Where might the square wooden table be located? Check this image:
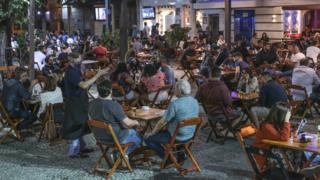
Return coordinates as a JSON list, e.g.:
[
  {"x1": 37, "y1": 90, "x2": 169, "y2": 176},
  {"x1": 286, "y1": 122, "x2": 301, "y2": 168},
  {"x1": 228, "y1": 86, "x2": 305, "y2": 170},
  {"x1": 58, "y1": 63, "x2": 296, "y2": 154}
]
[
  {"x1": 127, "y1": 108, "x2": 165, "y2": 134},
  {"x1": 262, "y1": 136, "x2": 320, "y2": 173}
]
